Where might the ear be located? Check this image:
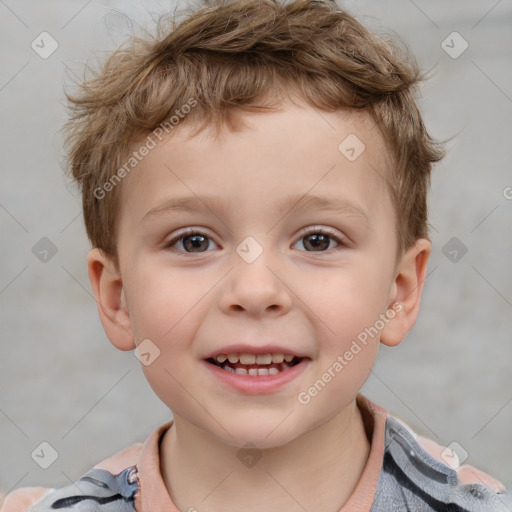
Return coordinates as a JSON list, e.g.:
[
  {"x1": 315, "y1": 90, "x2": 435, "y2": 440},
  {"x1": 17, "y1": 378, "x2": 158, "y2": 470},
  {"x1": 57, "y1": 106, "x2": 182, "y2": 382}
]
[
  {"x1": 87, "y1": 248, "x2": 135, "y2": 351},
  {"x1": 380, "y1": 238, "x2": 431, "y2": 347}
]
